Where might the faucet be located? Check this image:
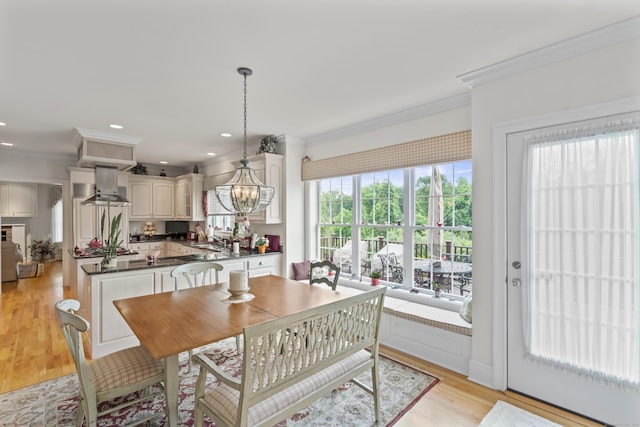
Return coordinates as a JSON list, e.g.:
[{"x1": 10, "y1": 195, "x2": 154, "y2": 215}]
[{"x1": 211, "y1": 234, "x2": 227, "y2": 248}]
